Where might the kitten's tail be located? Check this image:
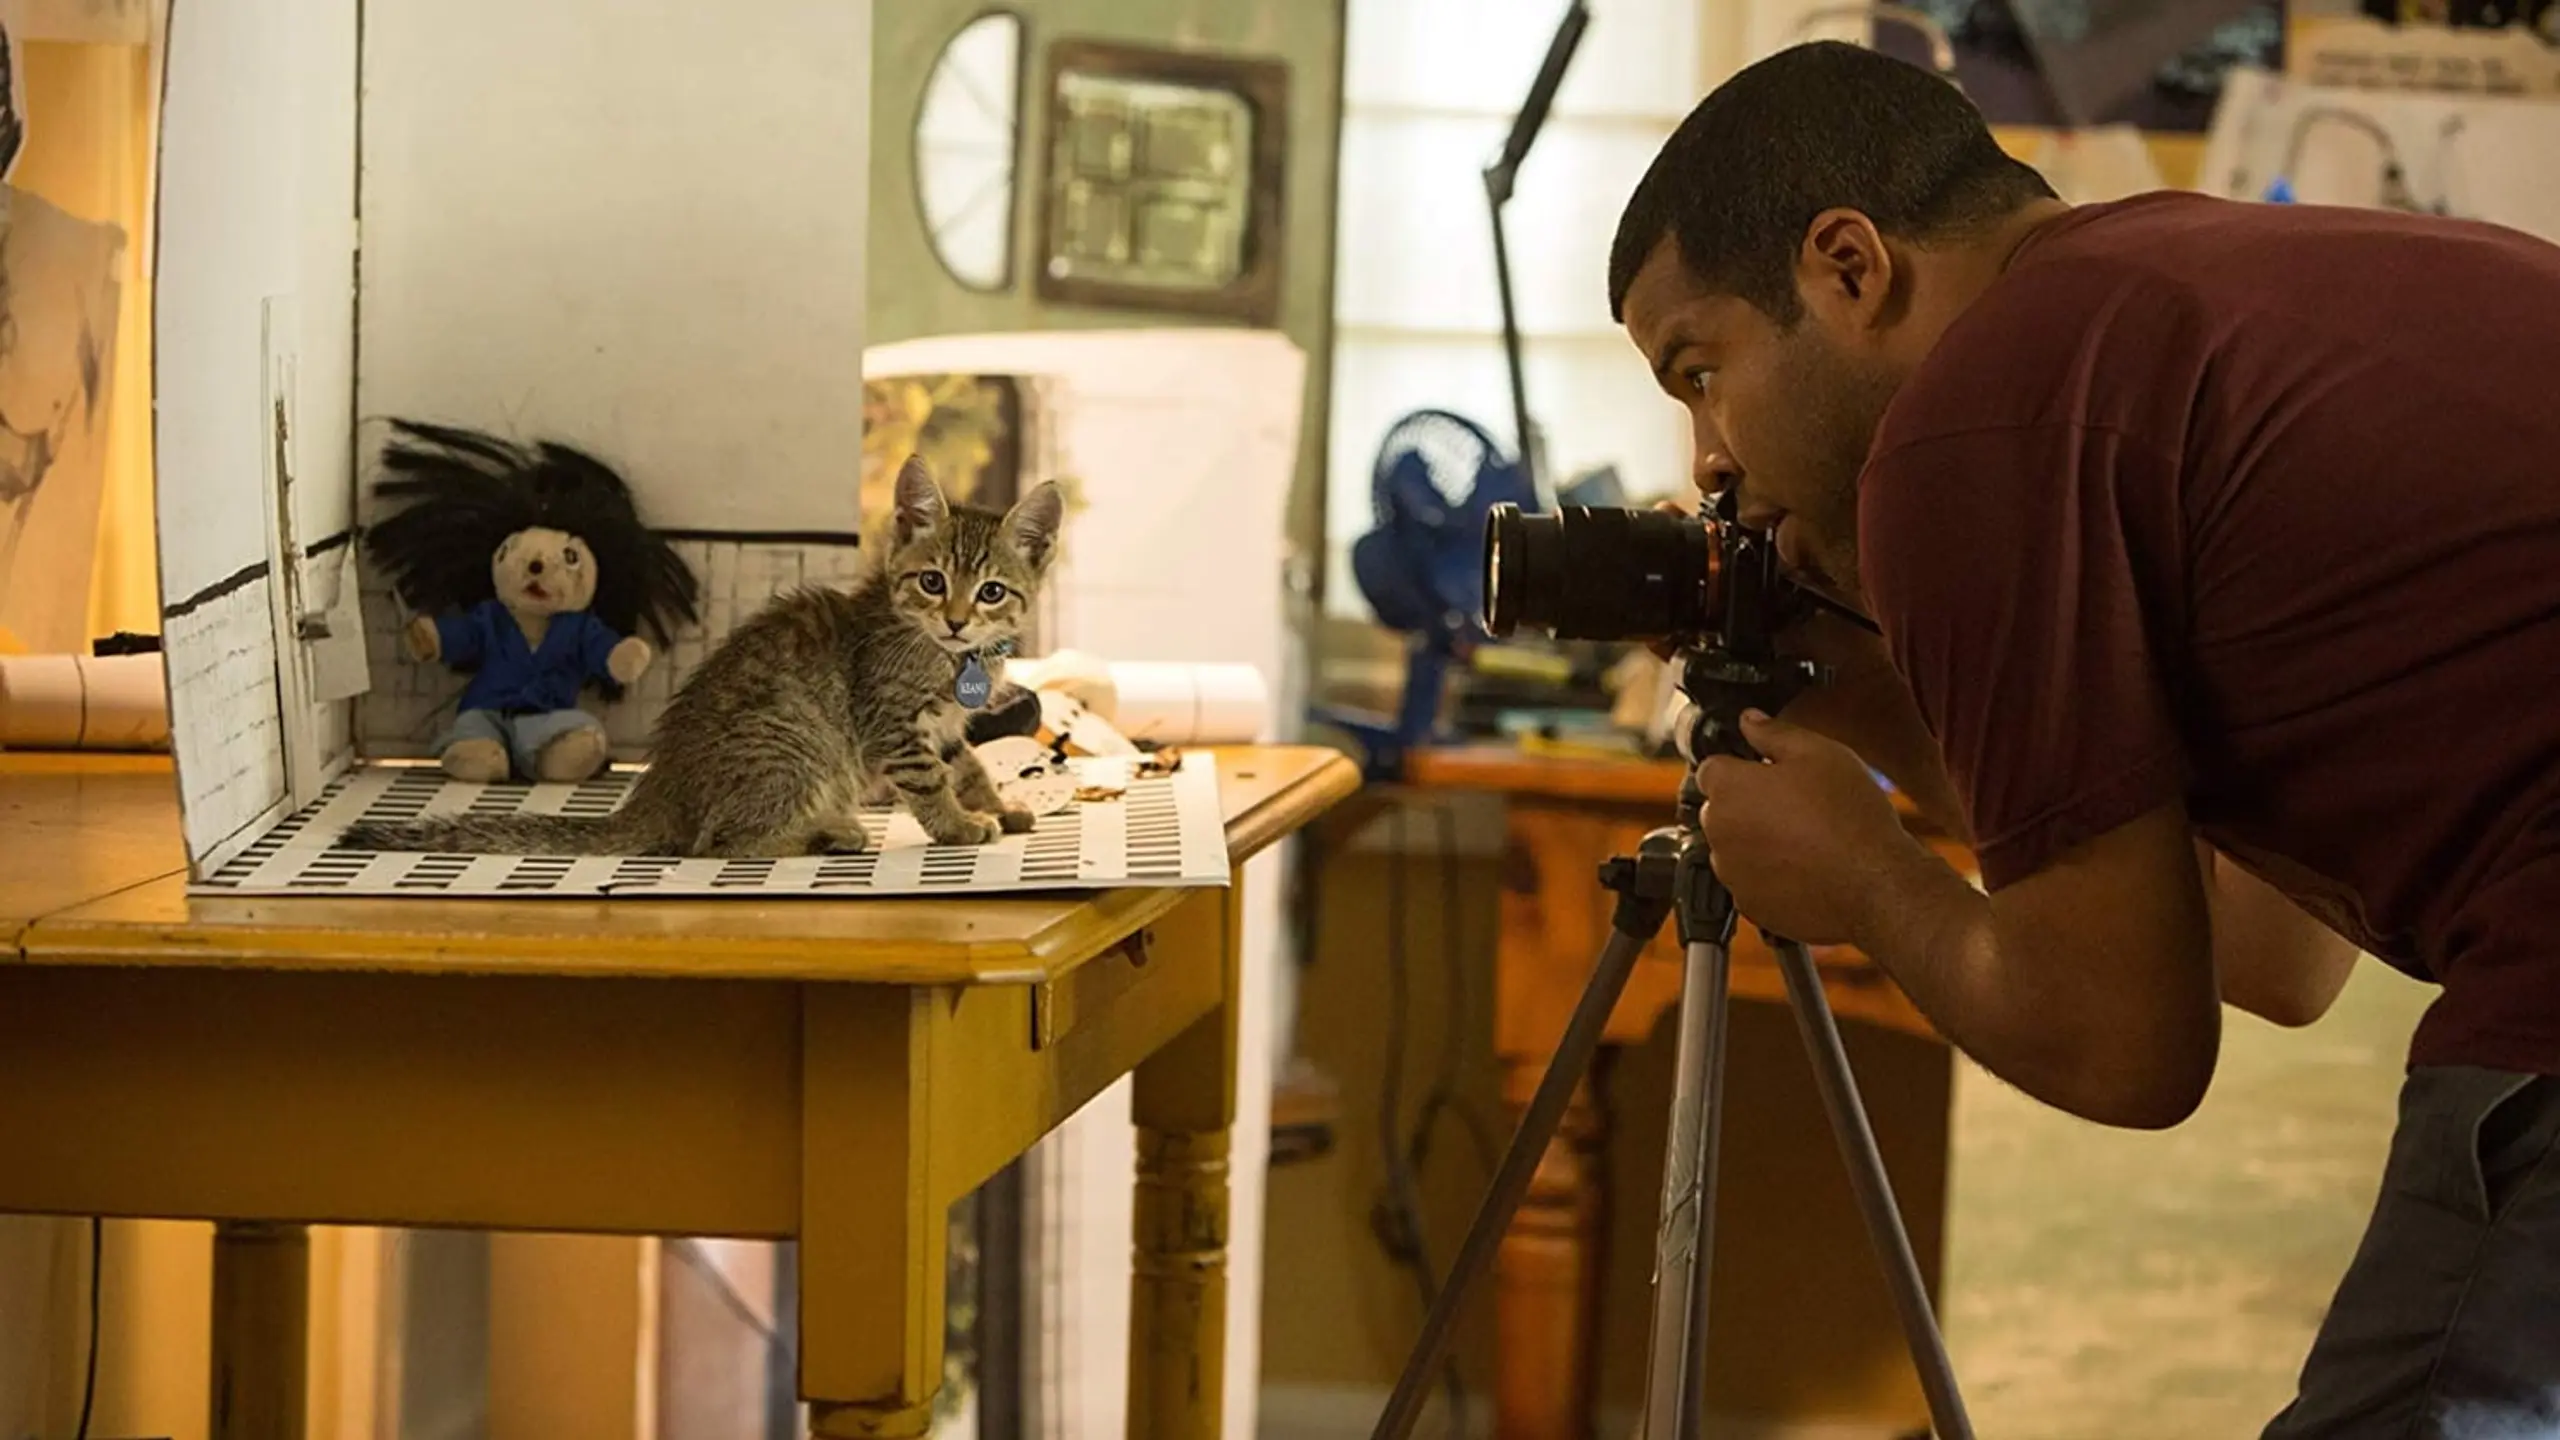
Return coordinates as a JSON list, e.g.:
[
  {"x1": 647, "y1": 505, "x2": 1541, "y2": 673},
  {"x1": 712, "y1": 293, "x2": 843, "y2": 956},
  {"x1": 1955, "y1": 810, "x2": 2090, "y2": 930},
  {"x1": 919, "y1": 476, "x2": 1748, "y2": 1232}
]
[{"x1": 338, "y1": 807, "x2": 664, "y2": 856}]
